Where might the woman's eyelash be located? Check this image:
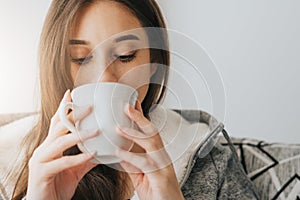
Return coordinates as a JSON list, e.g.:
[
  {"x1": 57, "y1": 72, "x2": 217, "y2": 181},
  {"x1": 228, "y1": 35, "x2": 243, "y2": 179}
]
[
  {"x1": 71, "y1": 56, "x2": 93, "y2": 65},
  {"x1": 115, "y1": 51, "x2": 137, "y2": 63},
  {"x1": 71, "y1": 51, "x2": 137, "y2": 65}
]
